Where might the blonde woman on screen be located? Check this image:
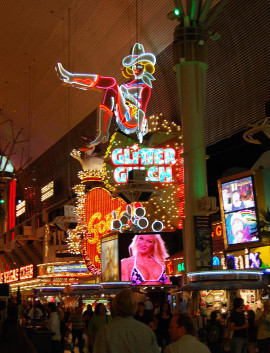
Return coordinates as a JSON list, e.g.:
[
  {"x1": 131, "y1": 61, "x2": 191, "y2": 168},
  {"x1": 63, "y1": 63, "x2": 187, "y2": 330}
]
[{"x1": 121, "y1": 234, "x2": 170, "y2": 285}]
